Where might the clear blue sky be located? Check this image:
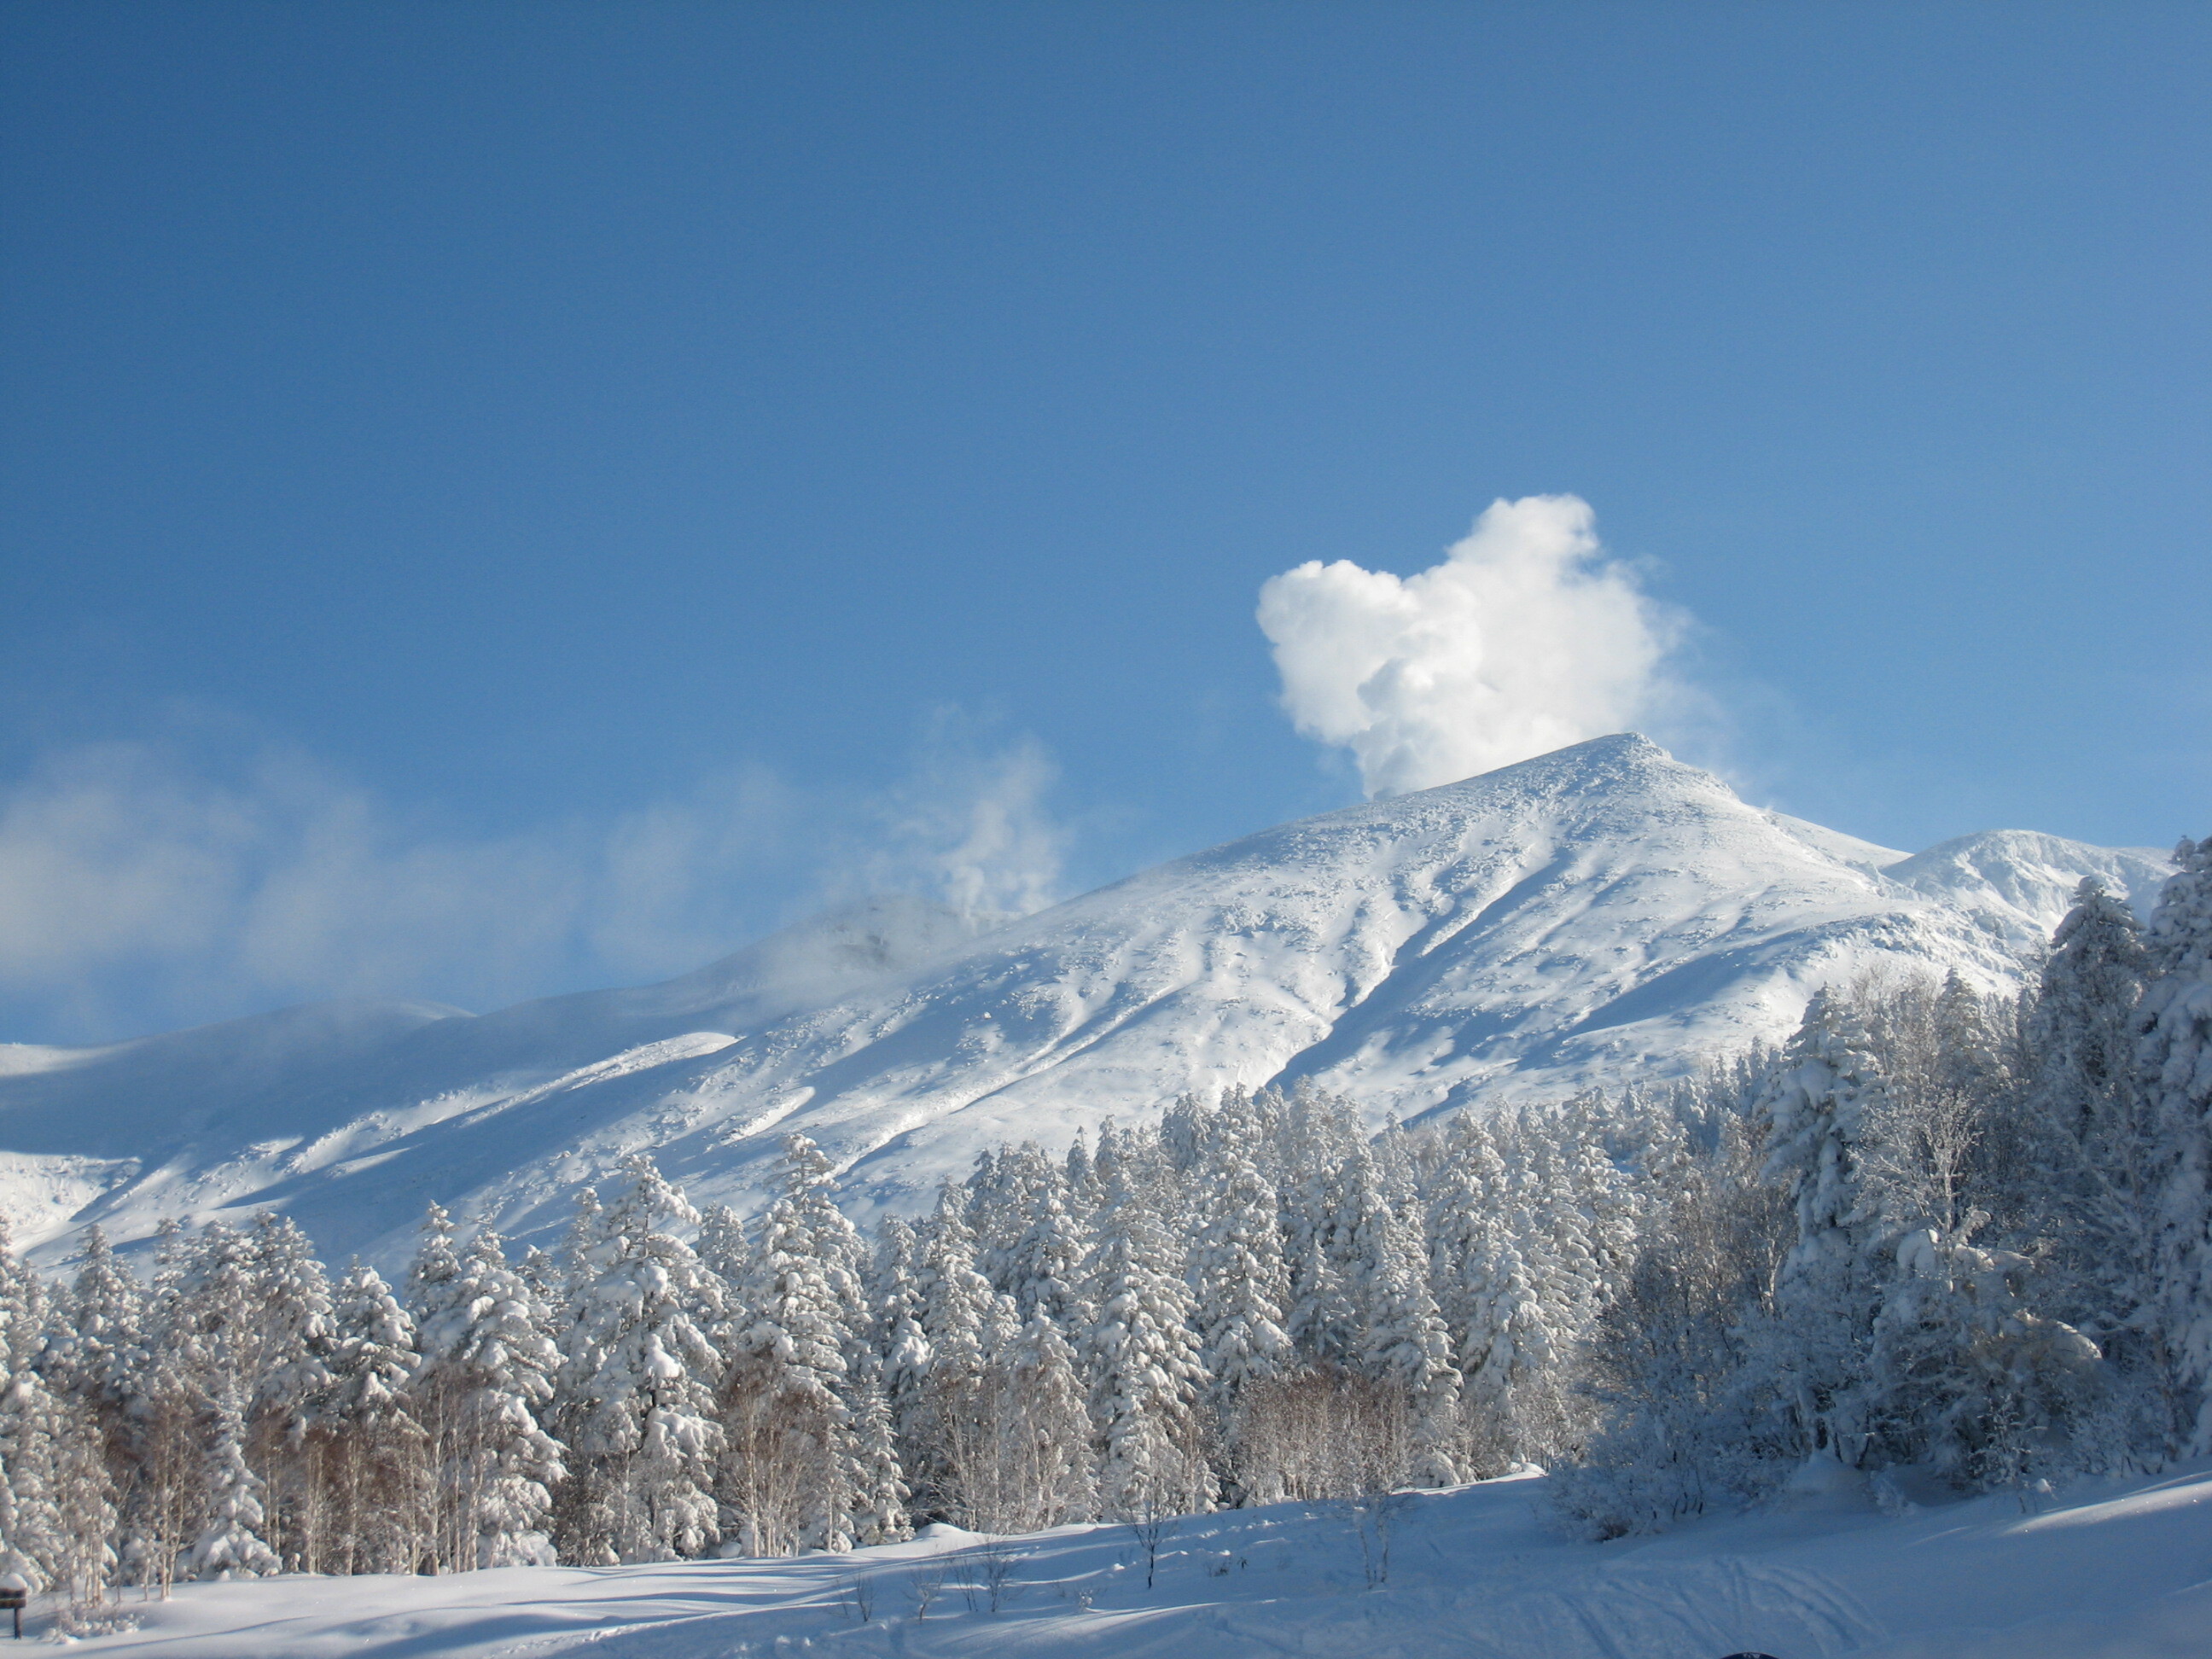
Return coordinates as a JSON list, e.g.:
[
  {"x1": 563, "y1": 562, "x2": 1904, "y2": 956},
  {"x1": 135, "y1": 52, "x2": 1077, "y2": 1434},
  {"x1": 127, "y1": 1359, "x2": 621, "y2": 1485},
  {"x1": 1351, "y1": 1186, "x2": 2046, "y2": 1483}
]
[{"x1": 3, "y1": 3, "x2": 2207, "y2": 1043}]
